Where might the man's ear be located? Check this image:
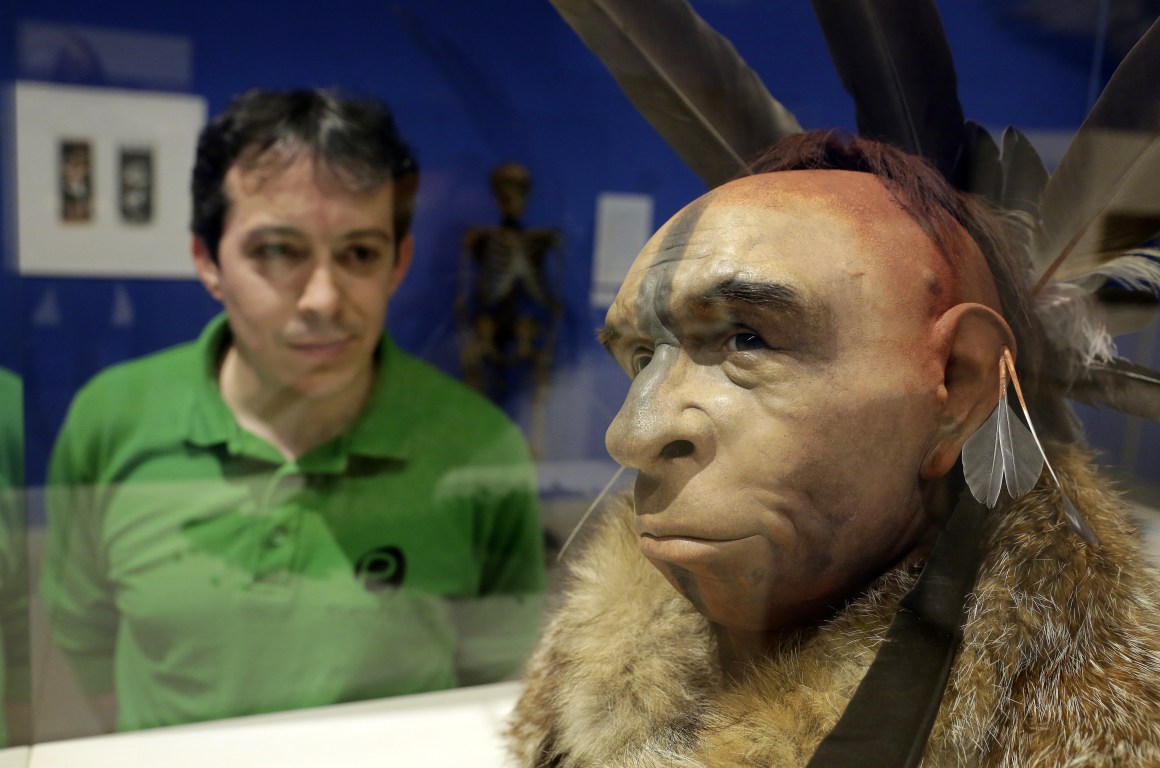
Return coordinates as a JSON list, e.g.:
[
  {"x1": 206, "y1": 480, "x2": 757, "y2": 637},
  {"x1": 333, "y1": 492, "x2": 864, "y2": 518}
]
[
  {"x1": 921, "y1": 302, "x2": 1017, "y2": 479},
  {"x1": 192, "y1": 237, "x2": 224, "y2": 302},
  {"x1": 388, "y1": 234, "x2": 414, "y2": 295}
]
